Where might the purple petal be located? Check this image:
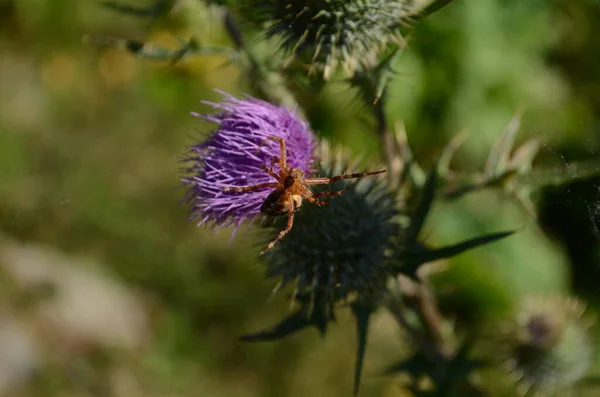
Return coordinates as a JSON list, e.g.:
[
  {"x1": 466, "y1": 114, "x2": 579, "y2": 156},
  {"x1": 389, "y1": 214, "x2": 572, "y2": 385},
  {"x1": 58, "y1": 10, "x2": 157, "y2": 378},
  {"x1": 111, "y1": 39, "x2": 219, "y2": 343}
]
[{"x1": 182, "y1": 91, "x2": 316, "y2": 230}]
